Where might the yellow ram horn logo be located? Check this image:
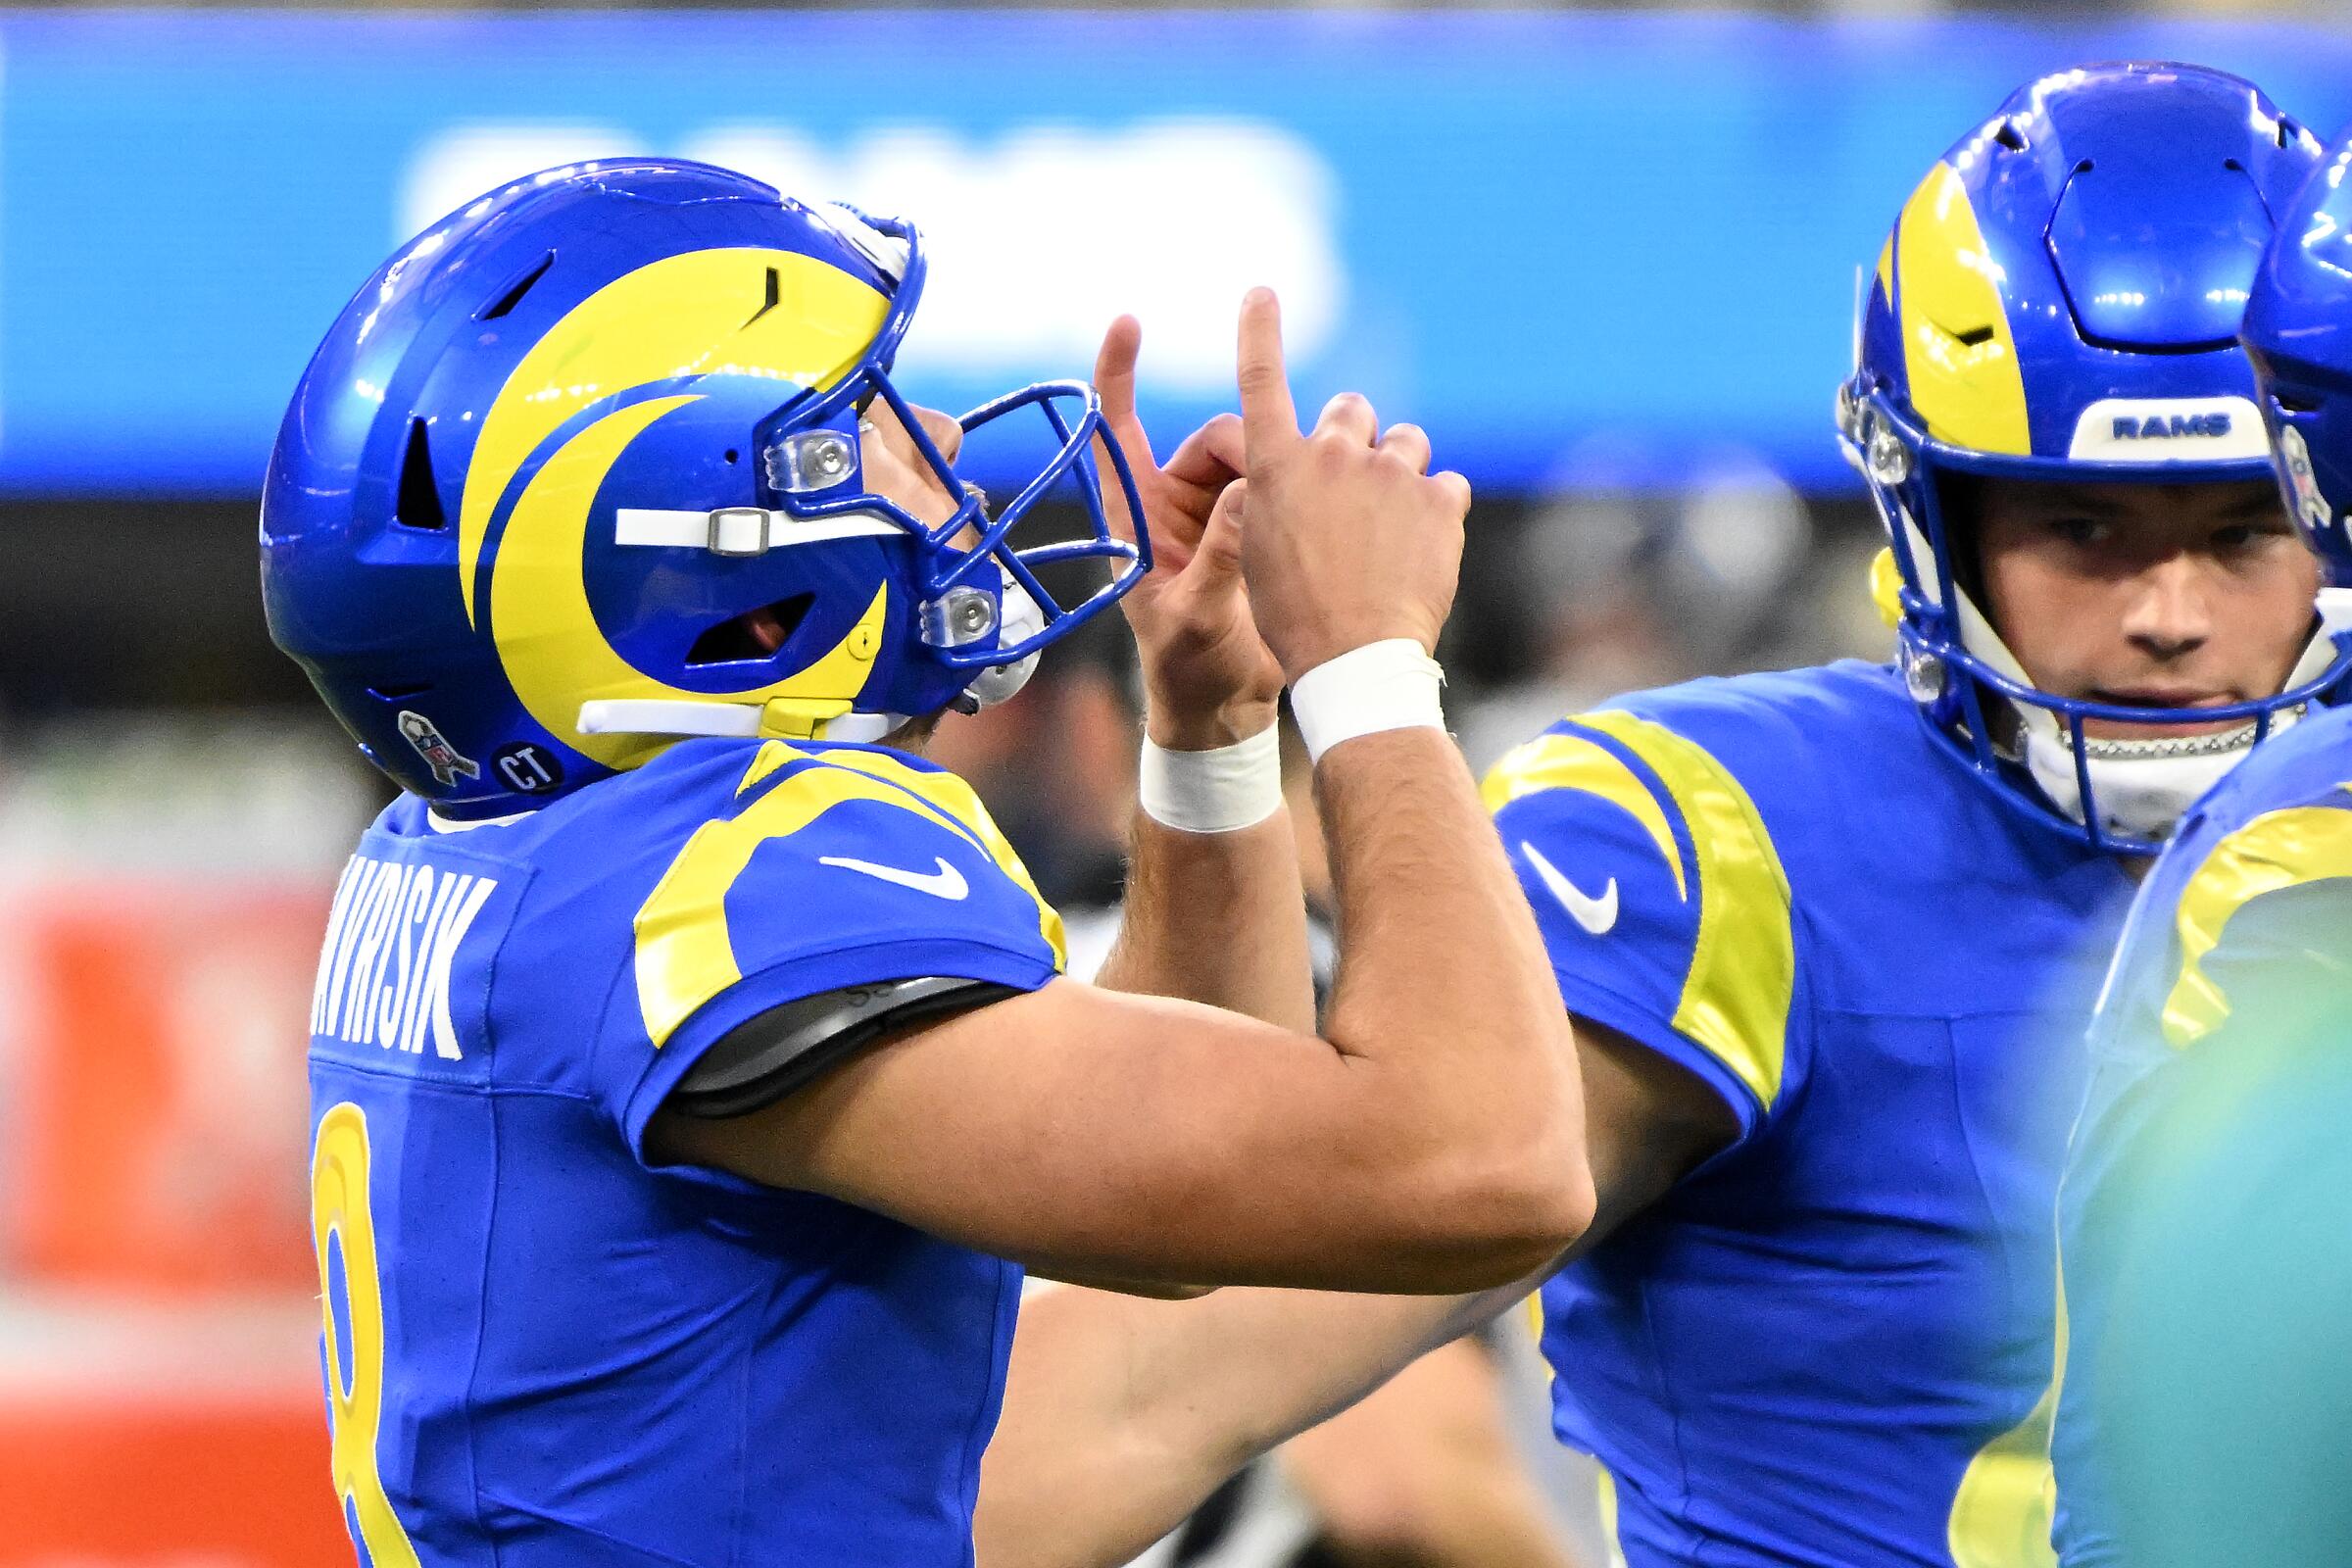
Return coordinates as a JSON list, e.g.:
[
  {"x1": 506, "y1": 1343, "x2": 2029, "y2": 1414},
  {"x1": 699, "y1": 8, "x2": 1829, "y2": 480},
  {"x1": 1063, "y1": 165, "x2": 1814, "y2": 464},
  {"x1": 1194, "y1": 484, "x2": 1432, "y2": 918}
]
[{"x1": 459, "y1": 248, "x2": 898, "y2": 769}]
